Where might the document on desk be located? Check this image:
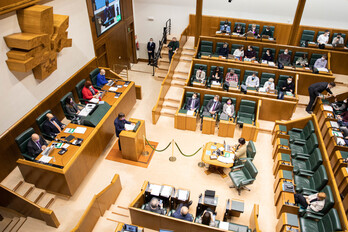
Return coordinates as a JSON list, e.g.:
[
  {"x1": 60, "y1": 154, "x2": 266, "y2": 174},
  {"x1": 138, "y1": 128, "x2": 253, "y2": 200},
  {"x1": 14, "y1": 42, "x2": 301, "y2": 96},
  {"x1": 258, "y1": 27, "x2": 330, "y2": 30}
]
[
  {"x1": 330, "y1": 121, "x2": 339, "y2": 128},
  {"x1": 332, "y1": 131, "x2": 343, "y2": 138},
  {"x1": 160, "y1": 186, "x2": 172, "y2": 198},
  {"x1": 217, "y1": 156, "x2": 234, "y2": 164},
  {"x1": 108, "y1": 87, "x2": 118, "y2": 92},
  {"x1": 89, "y1": 98, "x2": 99, "y2": 104},
  {"x1": 149, "y1": 184, "x2": 162, "y2": 196},
  {"x1": 74, "y1": 127, "x2": 87, "y2": 134},
  {"x1": 317, "y1": 68, "x2": 329, "y2": 72},
  {"x1": 178, "y1": 190, "x2": 189, "y2": 201},
  {"x1": 187, "y1": 110, "x2": 194, "y2": 116},
  {"x1": 219, "y1": 221, "x2": 229, "y2": 230},
  {"x1": 64, "y1": 128, "x2": 75, "y2": 133},
  {"x1": 39, "y1": 156, "x2": 52, "y2": 163},
  {"x1": 268, "y1": 62, "x2": 275, "y2": 66},
  {"x1": 323, "y1": 105, "x2": 333, "y2": 112},
  {"x1": 125, "y1": 124, "x2": 135, "y2": 131}
]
